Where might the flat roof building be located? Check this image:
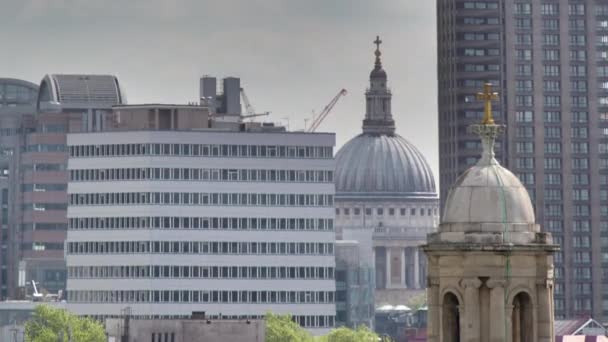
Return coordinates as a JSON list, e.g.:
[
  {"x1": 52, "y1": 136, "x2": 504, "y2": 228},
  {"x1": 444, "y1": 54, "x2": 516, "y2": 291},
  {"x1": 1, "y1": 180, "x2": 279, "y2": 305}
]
[{"x1": 65, "y1": 106, "x2": 337, "y2": 334}]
